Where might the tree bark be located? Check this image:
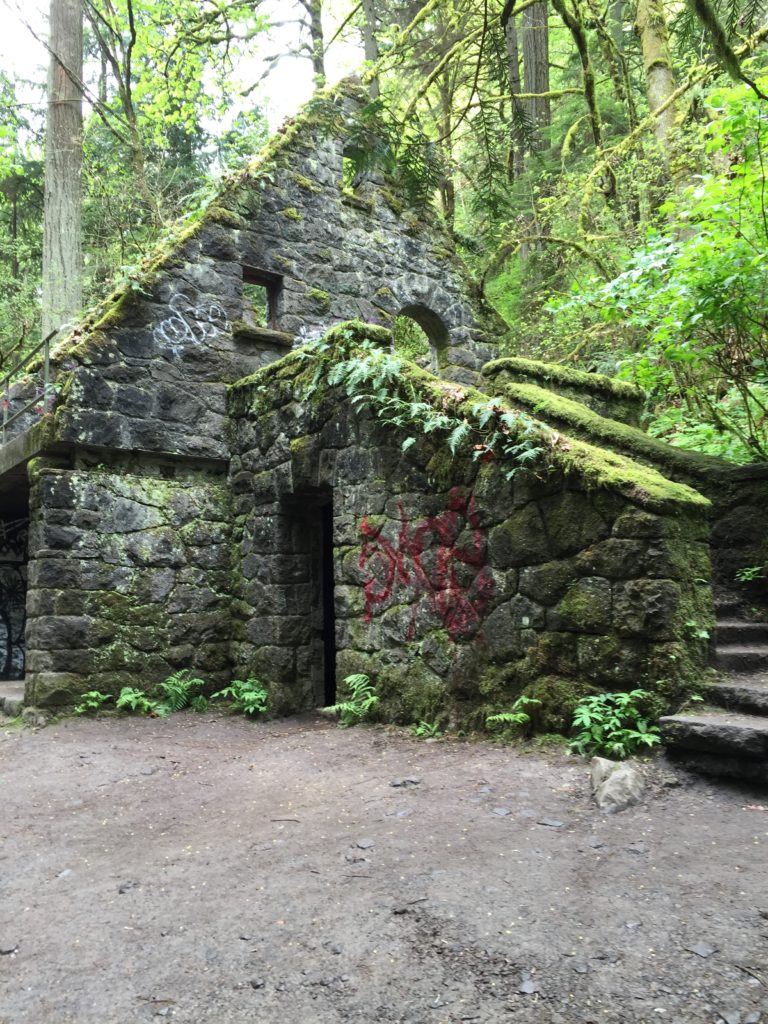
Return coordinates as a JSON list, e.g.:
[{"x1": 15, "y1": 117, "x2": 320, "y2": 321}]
[
  {"x1": 42, "y1": 0, "x2": 83, "y2": 339},
  {"x1": 635, "y1": 0, "x2": 677, "y2": 151},
  {"x1": 360, "y1": 0, "x2": 380, "y2": 97},
  {"x1": 302, "y1": 0, "x2": 326, "y2": 88},
  {"x1": 522, "y1": 0, "x2": 550, "y2": 149},
  {"x1": 504, "y1": 14, "x2": 526, "y2": 176}
]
